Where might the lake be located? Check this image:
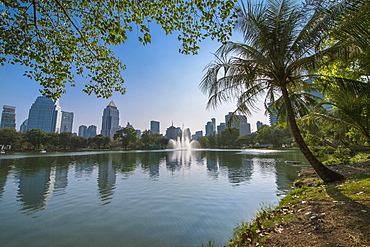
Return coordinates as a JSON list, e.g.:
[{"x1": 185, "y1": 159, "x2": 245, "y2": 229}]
[{"x1": 0, "y1": 149, "x2": 306, "y2": 247}]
